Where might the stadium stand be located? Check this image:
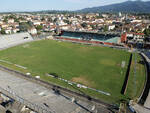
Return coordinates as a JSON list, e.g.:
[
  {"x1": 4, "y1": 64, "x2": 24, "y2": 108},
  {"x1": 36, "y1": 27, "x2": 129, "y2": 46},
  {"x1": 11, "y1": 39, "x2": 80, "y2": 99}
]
[
  {"x1": 138, "y1": 52, "x2": 150, "y2": 105},
  {"x1": 62, "y1": 31, "x2": 120, "y2": 43},
  {"x1": 144, "y1": 52, "x2": 150, "y2": 59},
  {"x1": 0, "y1": 32, "x2": 33, "y2": 50}
]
